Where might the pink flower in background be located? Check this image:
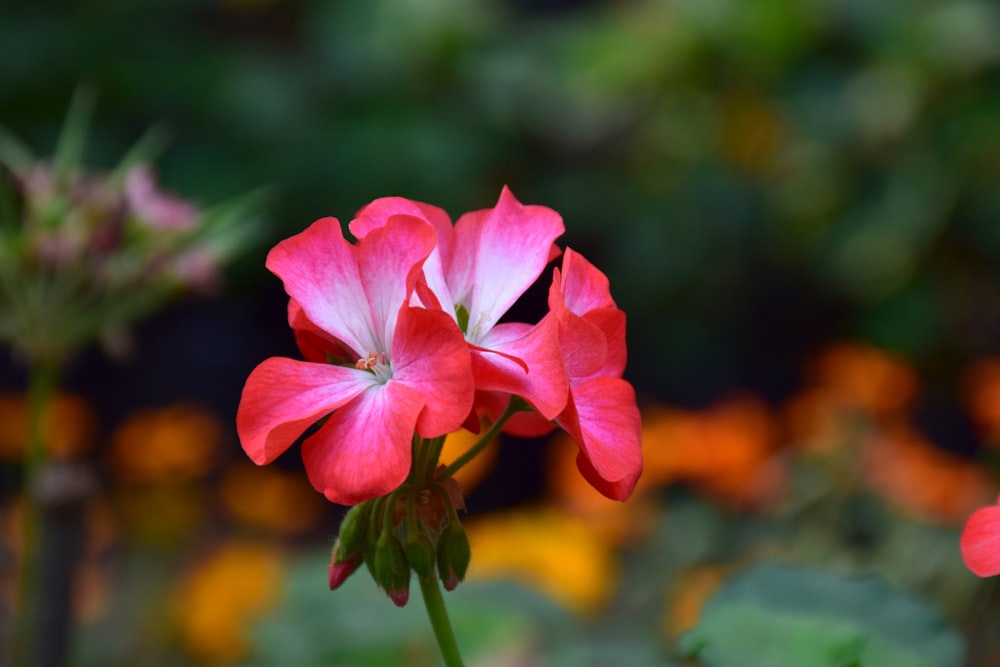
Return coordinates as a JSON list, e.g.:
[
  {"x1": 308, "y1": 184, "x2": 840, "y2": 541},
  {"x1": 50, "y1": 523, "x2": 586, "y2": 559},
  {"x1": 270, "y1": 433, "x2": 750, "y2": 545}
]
[
  {"x1": 126, "y1": 164, "x2": 199, "y2": 230},
  {"x1": 236, "y1": 215, "x2": 474, "y2": 505},
  {"x1": 961, "y1": 496, "x2": 1000, "y2": 577},
  {"x1": 351, "y1": 186, "x2": 569, "y2": 424}
]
